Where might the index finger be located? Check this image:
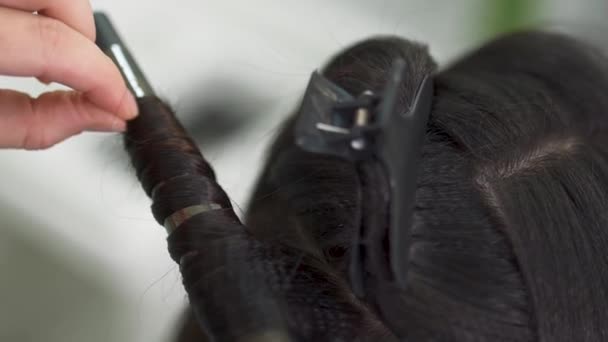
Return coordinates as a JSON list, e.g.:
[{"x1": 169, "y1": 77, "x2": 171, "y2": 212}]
[
  {"x1": 0, "y1": 7, "x2": 138, "y2": 119},
  {"x1": 0, "y1": 0, "x2": 96, "y2": 41}
]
